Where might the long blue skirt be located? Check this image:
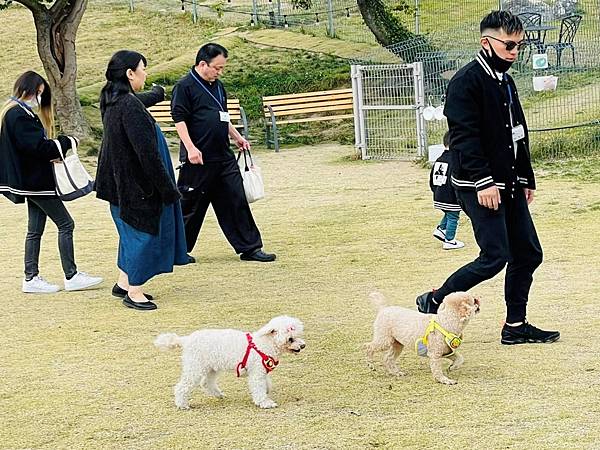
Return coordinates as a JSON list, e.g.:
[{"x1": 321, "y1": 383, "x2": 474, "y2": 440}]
[{"x1": 110, "y1": 124, "x2": 188, "y2": 285}]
